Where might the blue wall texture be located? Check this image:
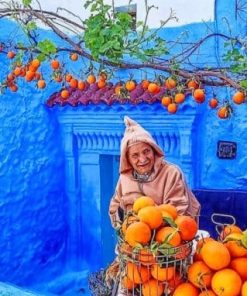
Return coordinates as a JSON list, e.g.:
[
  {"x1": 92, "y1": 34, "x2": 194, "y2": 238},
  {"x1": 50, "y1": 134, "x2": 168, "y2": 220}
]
[
  {"x1": 0, "y1": 22, "x2": 68, "y2": 289},
  {"x1": 0, "y1": 0, "x2": 246, "y2": 294}
]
